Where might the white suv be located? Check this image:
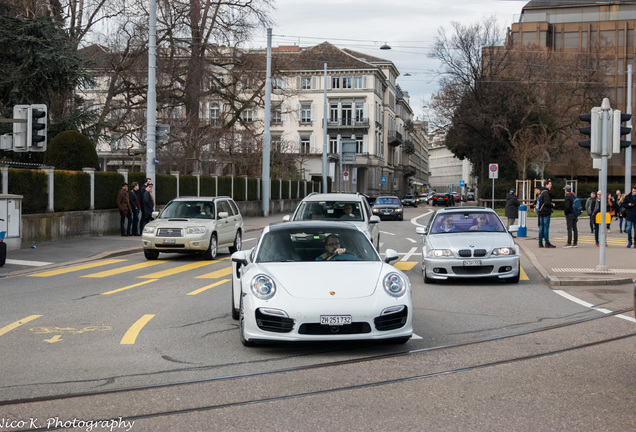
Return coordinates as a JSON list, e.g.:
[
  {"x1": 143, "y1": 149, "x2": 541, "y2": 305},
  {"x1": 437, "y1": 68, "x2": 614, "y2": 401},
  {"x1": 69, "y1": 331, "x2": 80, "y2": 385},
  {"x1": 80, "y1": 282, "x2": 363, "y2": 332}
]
[
  {"x1": 283, "y1": 193, "x2": 381, "y2": 249},
  {"x1": 142, "y1": 196, "x2": 243, "y2": 260}
]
